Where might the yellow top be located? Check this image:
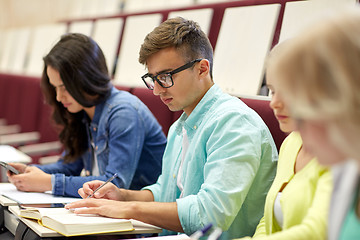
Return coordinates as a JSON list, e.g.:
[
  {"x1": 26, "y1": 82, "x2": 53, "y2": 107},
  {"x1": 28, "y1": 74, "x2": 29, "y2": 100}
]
[{"x1": 236, "y1": 131, "x2": 332, "y2": 240}]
